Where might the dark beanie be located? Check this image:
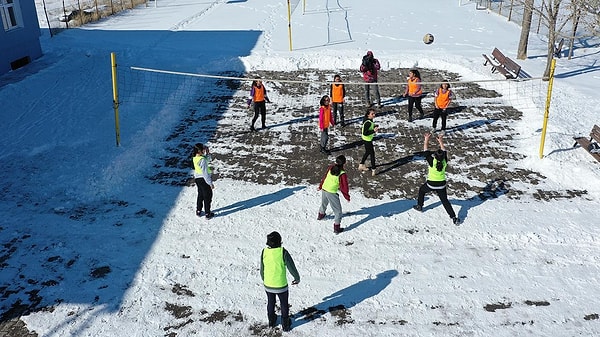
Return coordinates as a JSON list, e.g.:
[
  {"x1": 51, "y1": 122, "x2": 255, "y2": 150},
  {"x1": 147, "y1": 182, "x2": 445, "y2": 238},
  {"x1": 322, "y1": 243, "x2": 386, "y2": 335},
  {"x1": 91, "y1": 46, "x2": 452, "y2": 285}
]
[{"x1": 266, "y1": 231, "x2": 282, "y2": 248}]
